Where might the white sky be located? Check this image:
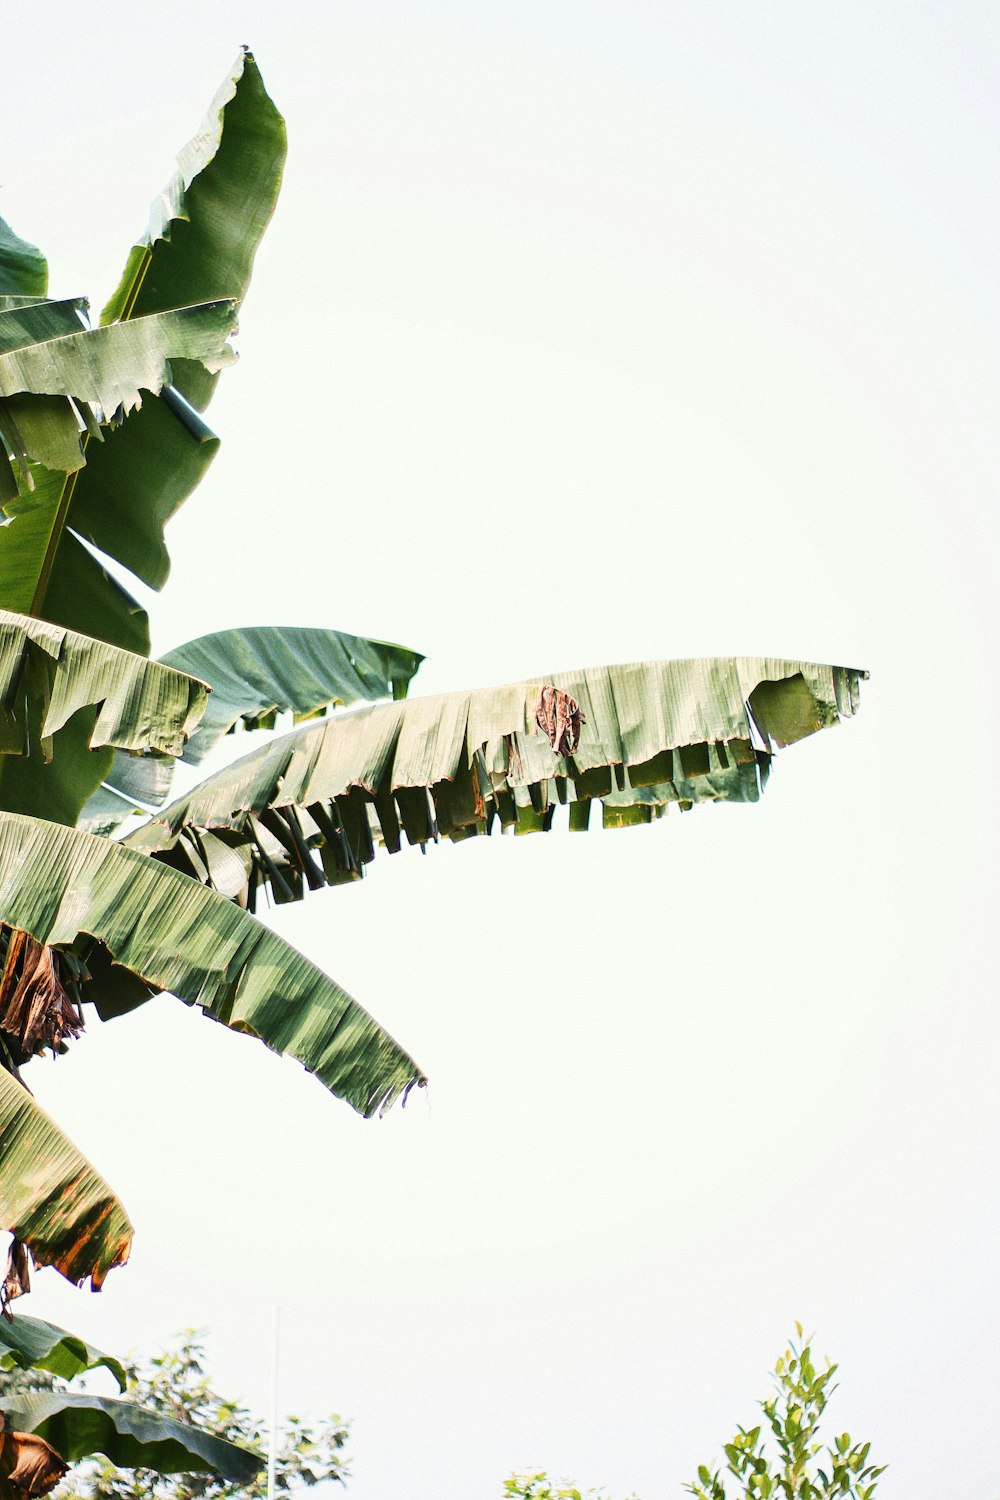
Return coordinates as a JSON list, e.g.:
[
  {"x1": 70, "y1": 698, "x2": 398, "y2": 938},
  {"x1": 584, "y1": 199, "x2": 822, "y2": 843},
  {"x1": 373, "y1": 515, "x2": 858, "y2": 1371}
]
[{"x1": 5, "y1": 2, "x2": 1000, "y2": 1496}]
